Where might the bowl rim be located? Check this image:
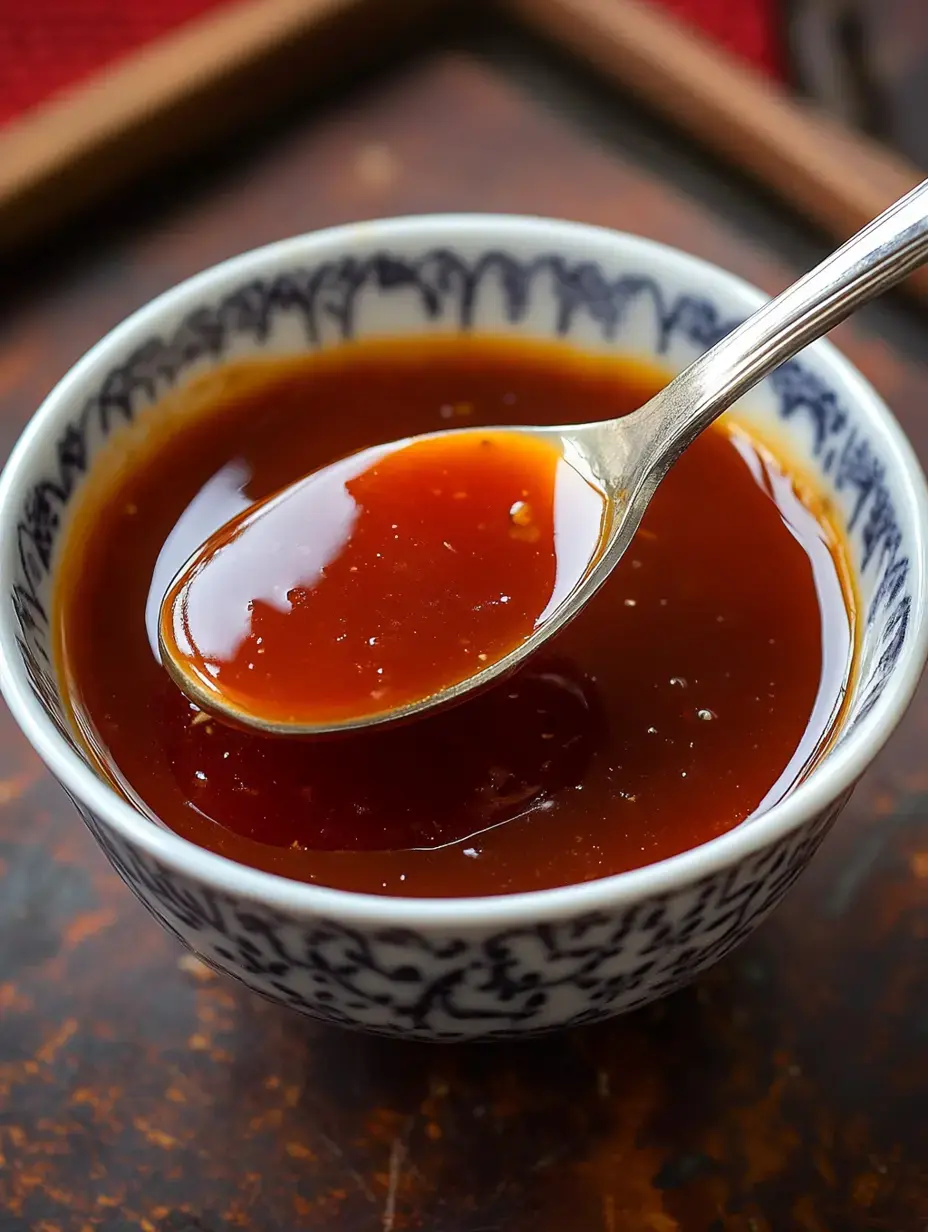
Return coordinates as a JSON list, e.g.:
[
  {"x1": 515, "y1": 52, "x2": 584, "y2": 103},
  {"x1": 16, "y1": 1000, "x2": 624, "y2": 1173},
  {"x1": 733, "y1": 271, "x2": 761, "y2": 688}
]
[{"x1": 2, "y1": 213, "x2": 927, "y2": 929}]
